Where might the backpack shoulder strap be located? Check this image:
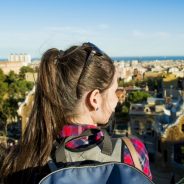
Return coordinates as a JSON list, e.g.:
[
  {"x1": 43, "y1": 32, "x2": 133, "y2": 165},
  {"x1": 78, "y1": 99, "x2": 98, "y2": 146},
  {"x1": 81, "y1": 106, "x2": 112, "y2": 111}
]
[
  {"x1": 55, "y1": 129, "x2": 114, "y2": 163},
  {"x1": 122, "y1": 137, "x2": 142, "y2": 172}
]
